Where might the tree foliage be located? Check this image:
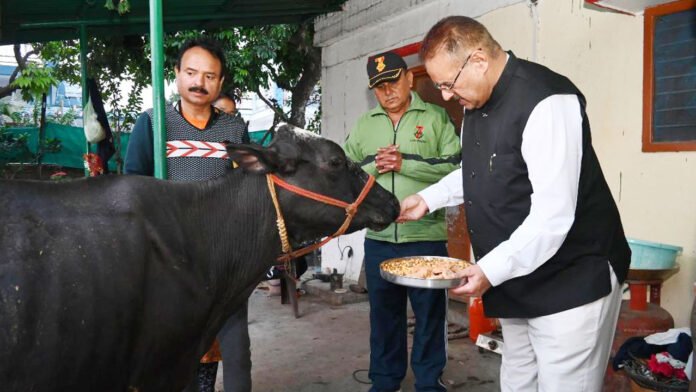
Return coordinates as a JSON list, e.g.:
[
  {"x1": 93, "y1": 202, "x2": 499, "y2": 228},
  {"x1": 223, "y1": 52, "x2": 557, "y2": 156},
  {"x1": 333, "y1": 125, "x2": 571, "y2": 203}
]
[
  {"x1": 162, "y1": 21, "x2": 321, "y2": 128},
  {"x1": 10, "y1": 63, "x2": 59, "y2": 102},
  {"x1": 35, "y1": 35, "x2": 150, "y2": 132},
  {"x1": 0, "y1": 44, "x2": 37, "y2": 100},
  {"x1": 33, "y1": 21, "x2": 322, "y2": 131}
]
